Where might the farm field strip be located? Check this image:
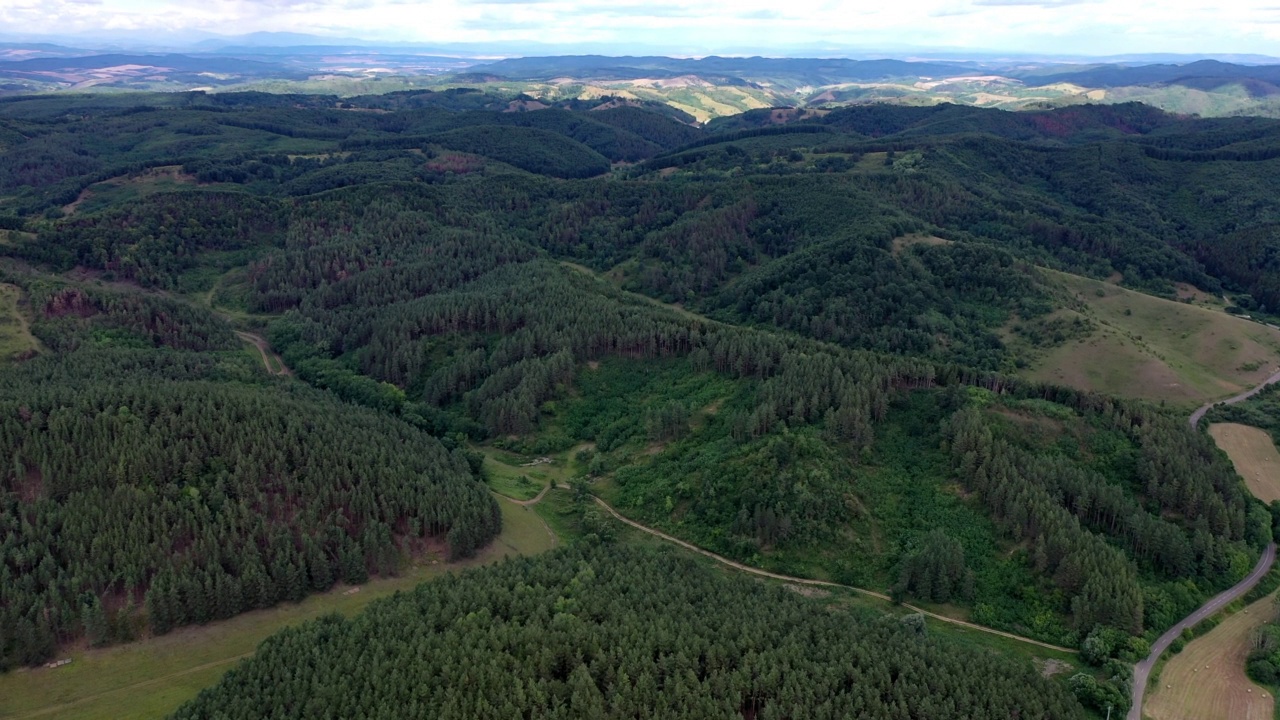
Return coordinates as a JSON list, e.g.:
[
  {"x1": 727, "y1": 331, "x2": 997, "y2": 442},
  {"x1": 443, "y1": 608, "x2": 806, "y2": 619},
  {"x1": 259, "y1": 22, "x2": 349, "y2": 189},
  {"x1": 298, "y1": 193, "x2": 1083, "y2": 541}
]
[{"x1": 1208, "y1": 424, "x2": 1280, "y2": 503}]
